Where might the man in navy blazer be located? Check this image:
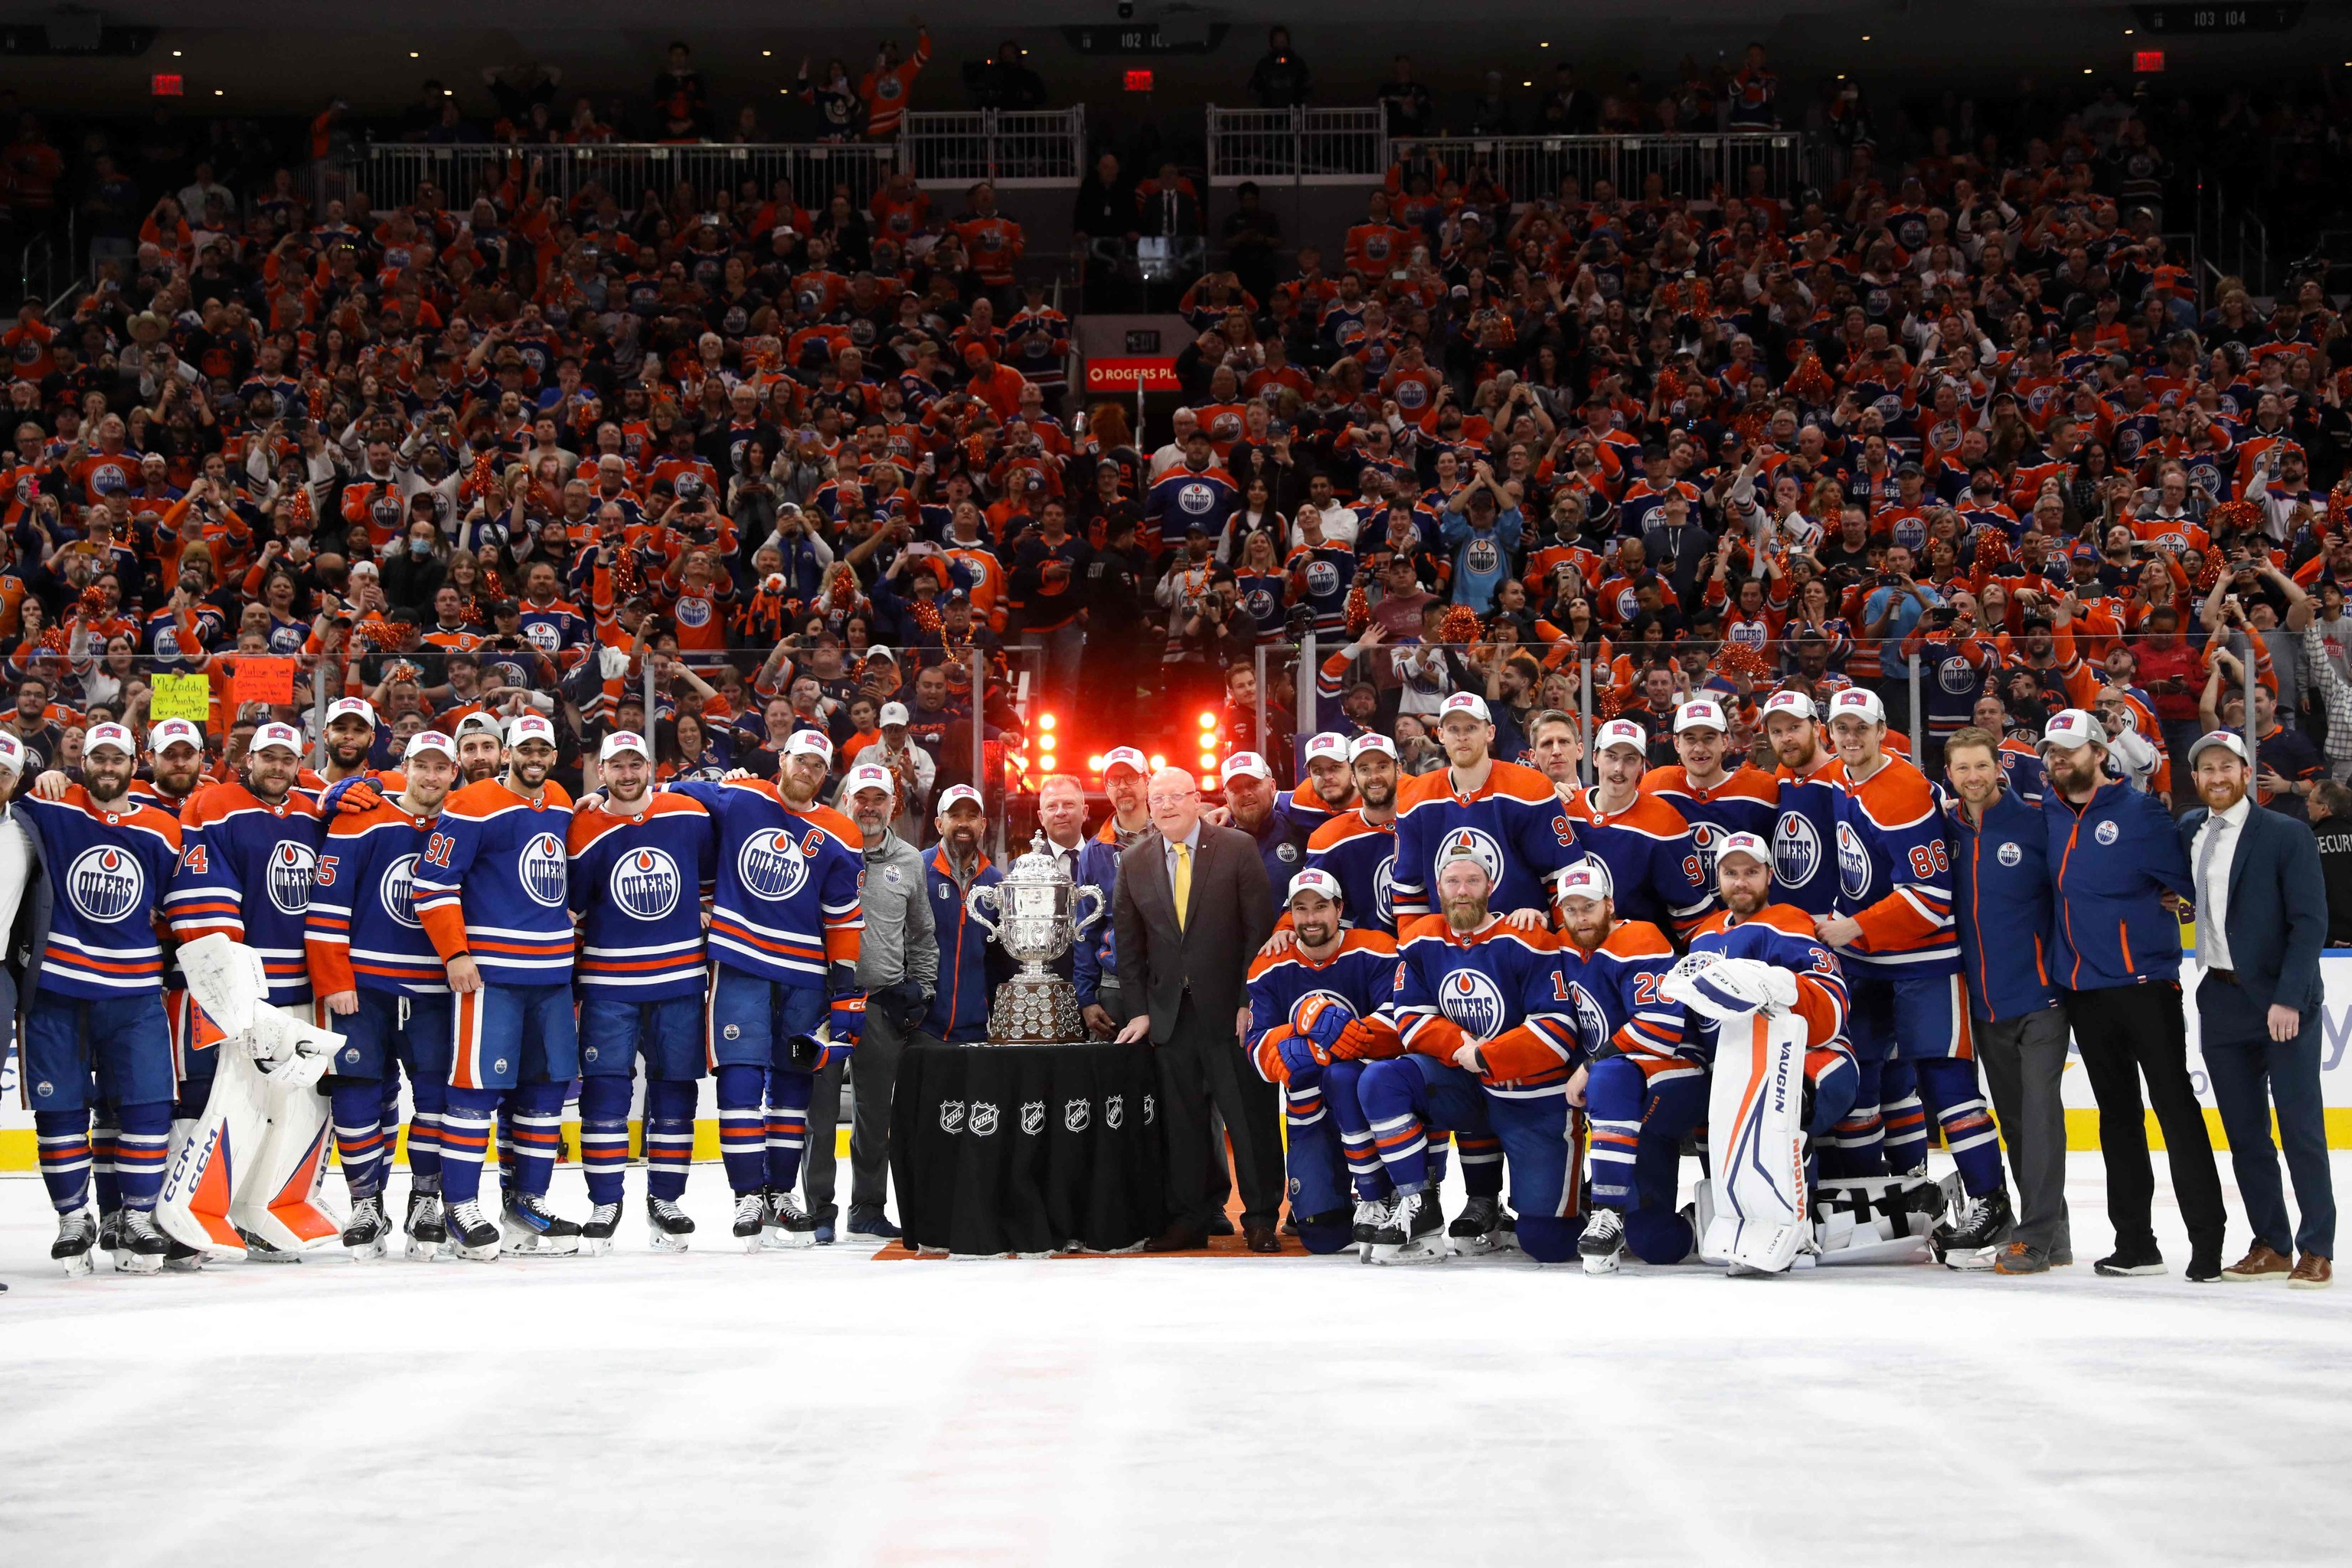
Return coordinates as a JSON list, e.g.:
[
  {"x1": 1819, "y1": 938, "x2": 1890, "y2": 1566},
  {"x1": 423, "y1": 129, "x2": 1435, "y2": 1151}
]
[{"x1": 2181, "y1": 730, "x2": 2335, "y2": 1289}]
